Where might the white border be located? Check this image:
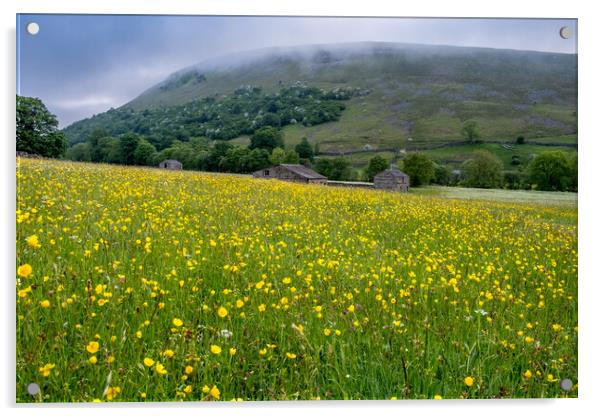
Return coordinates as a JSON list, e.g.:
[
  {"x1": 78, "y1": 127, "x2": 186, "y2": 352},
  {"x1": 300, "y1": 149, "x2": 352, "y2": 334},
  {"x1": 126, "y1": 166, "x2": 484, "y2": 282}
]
[{"x1": 2, "y1": 1, "x2": 601, "y2": 416}]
